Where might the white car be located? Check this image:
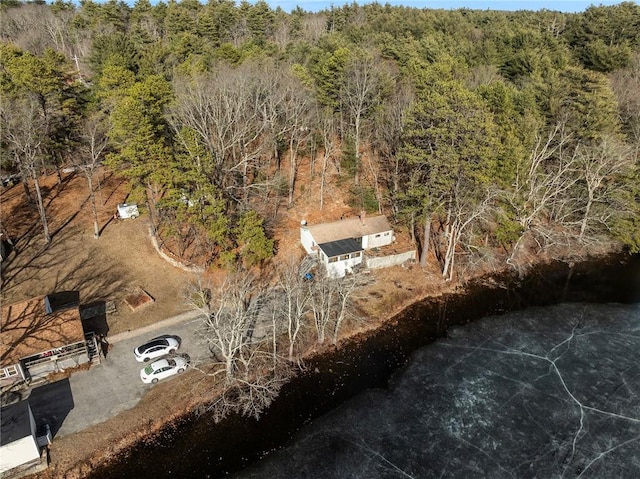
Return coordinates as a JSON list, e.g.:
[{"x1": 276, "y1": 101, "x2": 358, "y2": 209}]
[
  {"x1": 133, "y1": 336, "x2": 180, "y2": 362},
  {"x1": 140, "y1": 356, "x2": 189, "y2": 384}
]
